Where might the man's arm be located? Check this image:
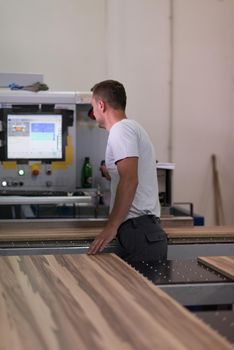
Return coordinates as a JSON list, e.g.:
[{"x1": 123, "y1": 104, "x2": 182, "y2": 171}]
[{"x1": 88, "y1": 157, "x2": 138, "y2": 254}]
